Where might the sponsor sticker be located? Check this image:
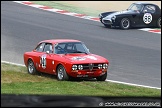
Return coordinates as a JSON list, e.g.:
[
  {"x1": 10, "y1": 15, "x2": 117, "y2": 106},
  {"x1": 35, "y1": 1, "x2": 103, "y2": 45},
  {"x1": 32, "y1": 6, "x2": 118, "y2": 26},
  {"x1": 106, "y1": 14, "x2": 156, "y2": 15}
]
[
  {"x1": 71, "y1": 57, "x2": 86, "y2": 61},
  {"x1": 71, "y1": 55, "x2": 97, "y2": 61},
  {"x1": 85, "y1": 55, "x2": 97, "y2": 60}
]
